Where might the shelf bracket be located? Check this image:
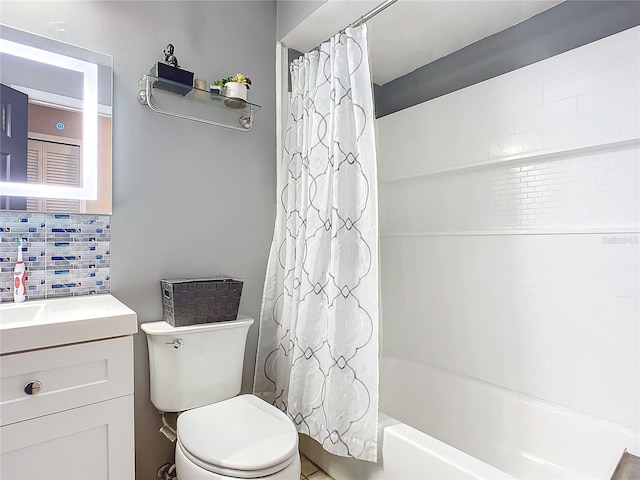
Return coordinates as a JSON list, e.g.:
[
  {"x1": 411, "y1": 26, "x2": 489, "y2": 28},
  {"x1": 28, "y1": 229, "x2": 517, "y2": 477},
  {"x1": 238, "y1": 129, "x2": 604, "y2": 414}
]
[{"x1": 137, "y1": 76, "x2": 254, "y2": 132}]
